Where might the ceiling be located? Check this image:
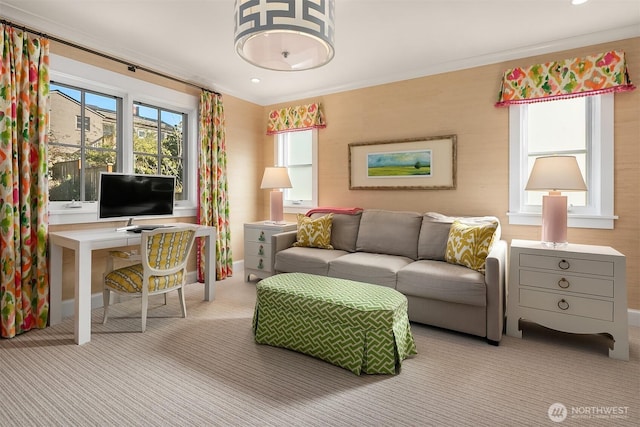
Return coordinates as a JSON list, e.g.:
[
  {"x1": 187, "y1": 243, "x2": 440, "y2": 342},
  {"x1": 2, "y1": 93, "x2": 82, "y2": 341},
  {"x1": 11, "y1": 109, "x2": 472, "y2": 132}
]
[{"x1": 1, "y1": 0, "x2": 639, "y2": 106}]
